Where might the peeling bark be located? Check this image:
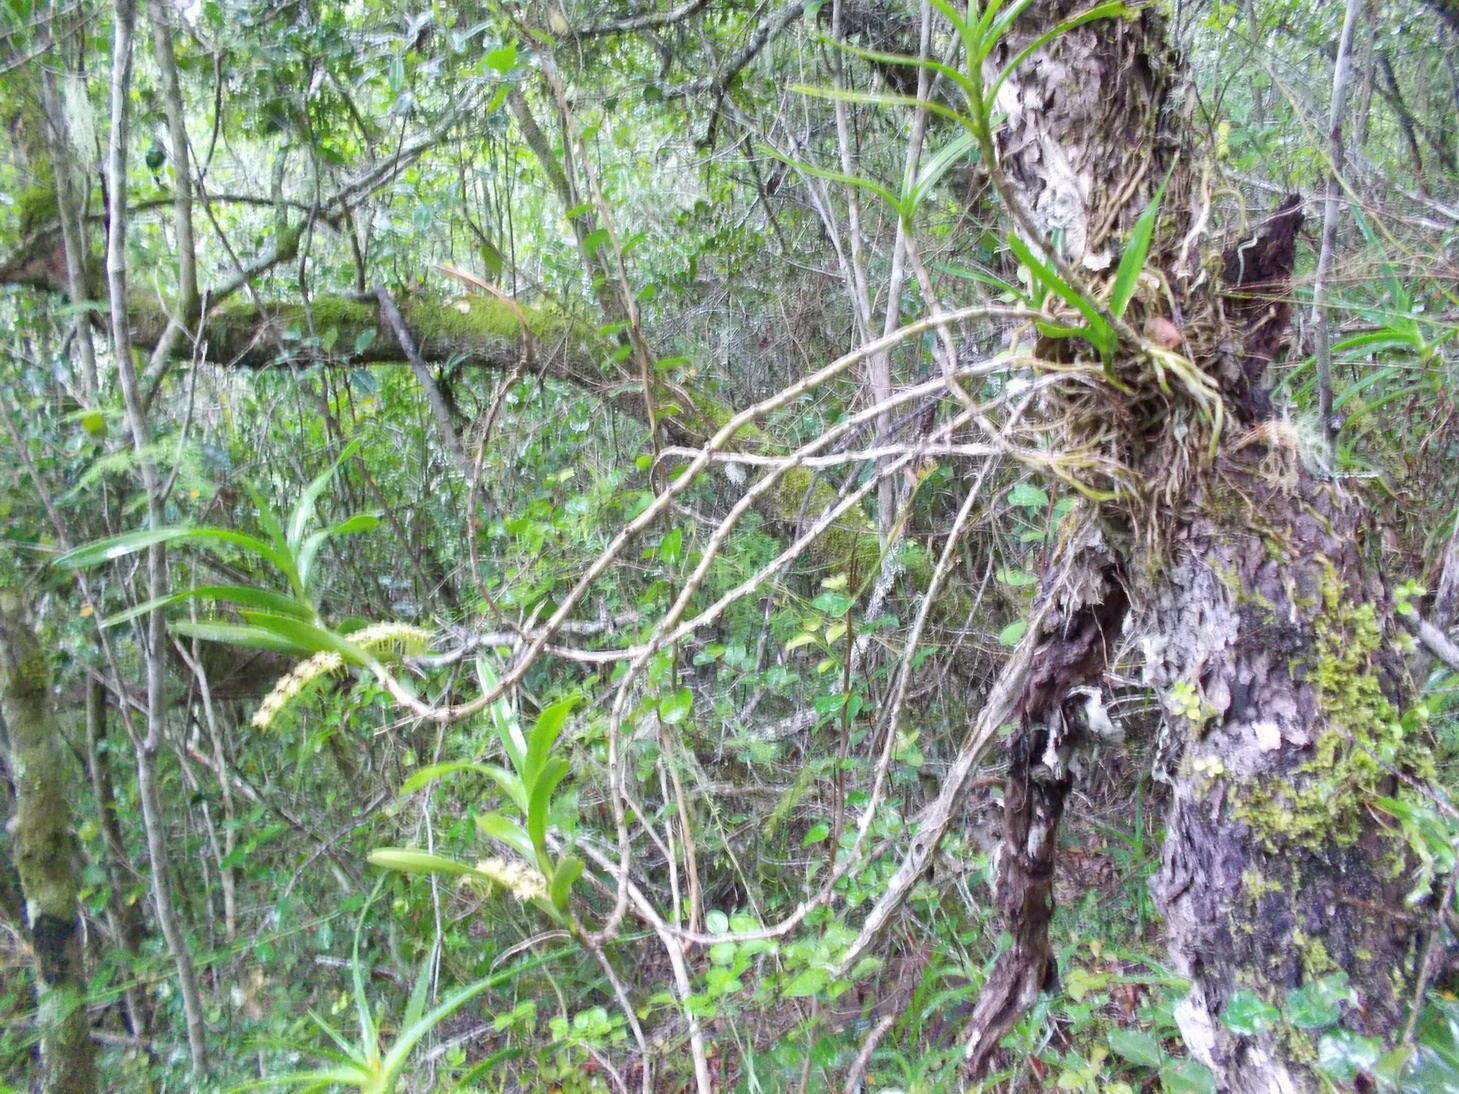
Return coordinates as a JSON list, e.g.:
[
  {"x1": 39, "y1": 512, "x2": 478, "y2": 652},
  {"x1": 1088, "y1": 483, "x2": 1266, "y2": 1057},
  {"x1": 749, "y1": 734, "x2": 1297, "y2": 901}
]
[
  {"x1": 1144, "y1": 468, "x2": 1422, "y2": 1091},
  {"x1": 964, "y1": 525, "x2": 1127, "y2": 1073},
  {"x1": 965, "y1": 4, "x2": 1434, "y2": 1088}
]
